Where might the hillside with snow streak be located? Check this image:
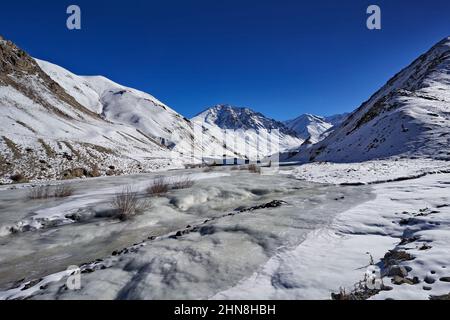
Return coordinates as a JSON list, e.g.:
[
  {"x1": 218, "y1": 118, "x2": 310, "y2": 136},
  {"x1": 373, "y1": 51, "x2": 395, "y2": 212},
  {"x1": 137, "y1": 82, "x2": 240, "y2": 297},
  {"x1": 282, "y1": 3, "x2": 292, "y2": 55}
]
[
  {"x1": 284, "y1": 37, "x2": 450, "y2": 163},
  {"x1": 0, "y1": 38, "x2": 239, "y2": 183}
]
